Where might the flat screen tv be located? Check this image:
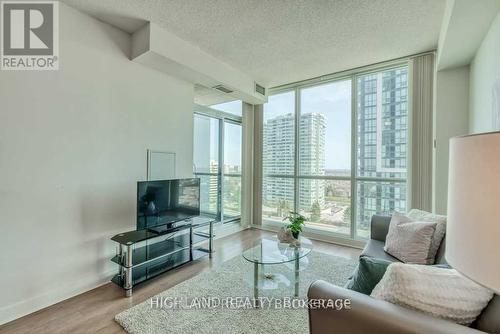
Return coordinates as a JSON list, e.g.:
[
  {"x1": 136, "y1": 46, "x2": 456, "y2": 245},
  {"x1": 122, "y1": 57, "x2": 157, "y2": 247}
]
[{"x1": 136, "y1": 178, "x2": 200, "y2": 230}]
